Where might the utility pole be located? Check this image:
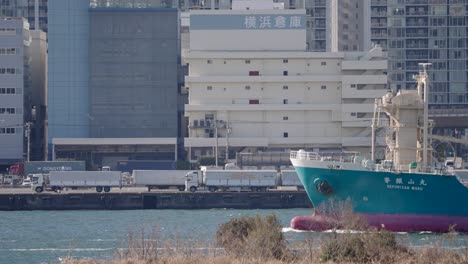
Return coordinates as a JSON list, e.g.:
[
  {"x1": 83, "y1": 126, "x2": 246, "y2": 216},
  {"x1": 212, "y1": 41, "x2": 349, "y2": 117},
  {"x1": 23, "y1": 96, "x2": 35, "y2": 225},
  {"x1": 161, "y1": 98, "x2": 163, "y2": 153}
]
[
  {"x1": 25, "y1": 122, "x2": 32, "y2": 162},
  {"x1": 214, "y1": 121, "x2": 218, "y2": 167},
  {"x1": 226, "y1": 122, "x2": 231, "y2": 161}
]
